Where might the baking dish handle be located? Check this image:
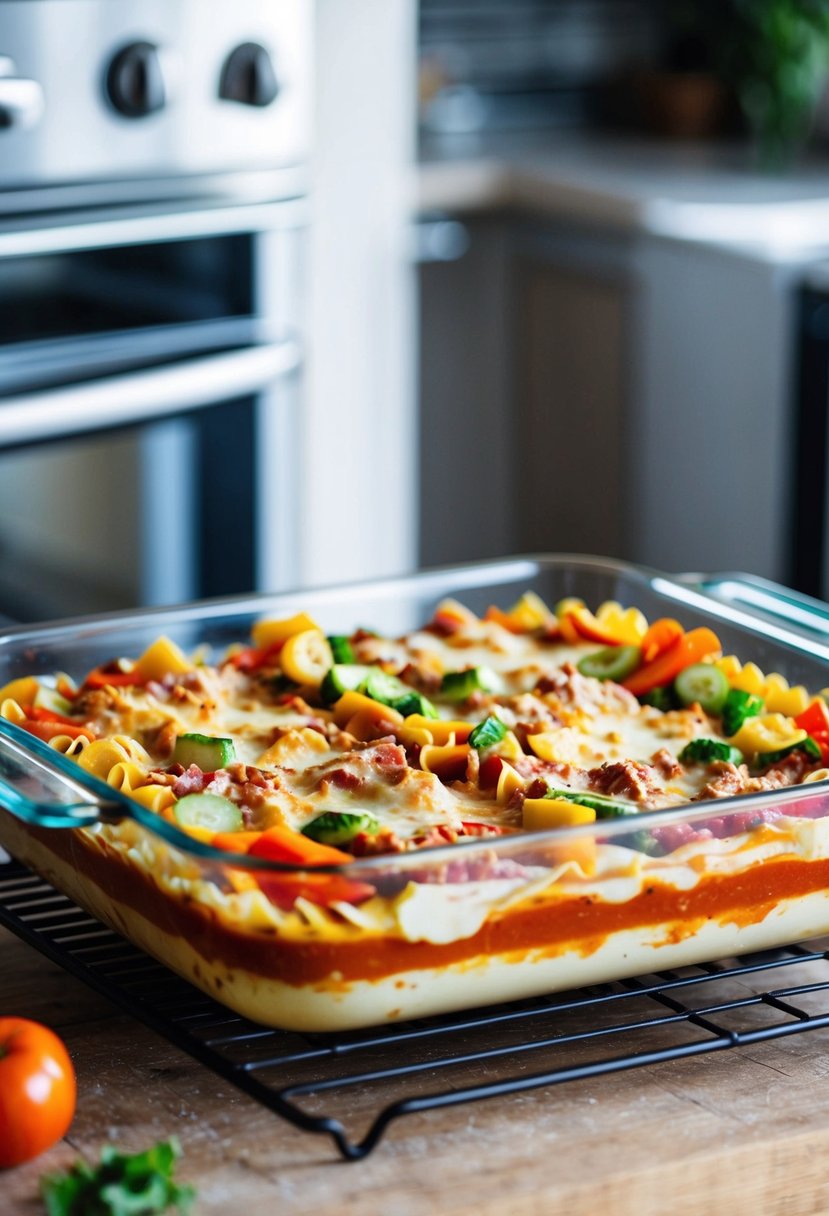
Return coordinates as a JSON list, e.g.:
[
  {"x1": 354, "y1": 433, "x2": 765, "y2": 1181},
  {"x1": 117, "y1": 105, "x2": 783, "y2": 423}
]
[
  {"x1": 677, "y1": 572, "x2": 829, "y2": 643},
  {"x1": 0, "y1": 774, "x2": 102, "y2": 828},
  {"x1": 0, "y1": 719, "x2": 124, "y2": 829}
]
